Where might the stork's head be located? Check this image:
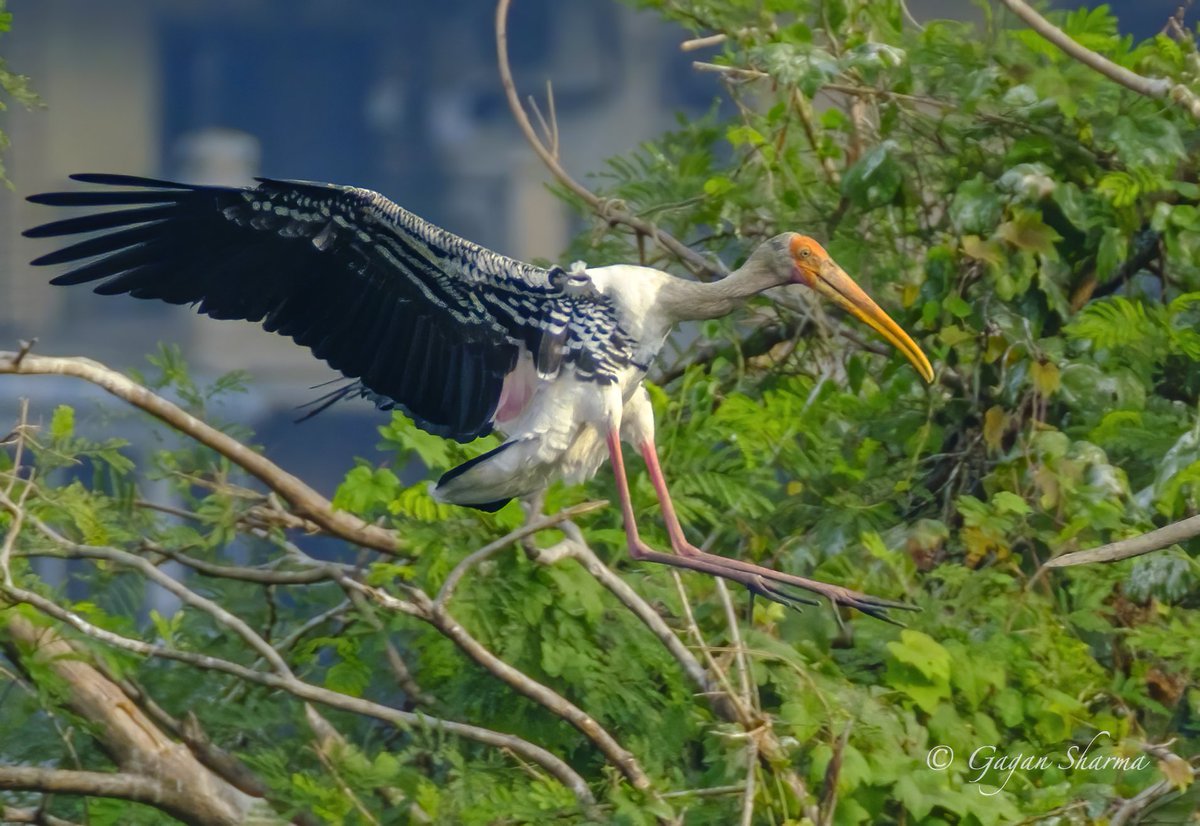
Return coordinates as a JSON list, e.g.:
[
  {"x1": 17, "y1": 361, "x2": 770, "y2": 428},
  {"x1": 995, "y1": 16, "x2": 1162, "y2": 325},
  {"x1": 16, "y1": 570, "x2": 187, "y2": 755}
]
[{"x1": 783, "y1": 233, "x2": 934, "y2": 383}]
